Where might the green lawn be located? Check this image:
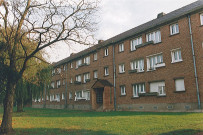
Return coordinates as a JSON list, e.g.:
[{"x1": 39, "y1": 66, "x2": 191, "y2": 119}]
[{"x1": 0, "y1": 108, "x2": 202, "y2": 135}]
